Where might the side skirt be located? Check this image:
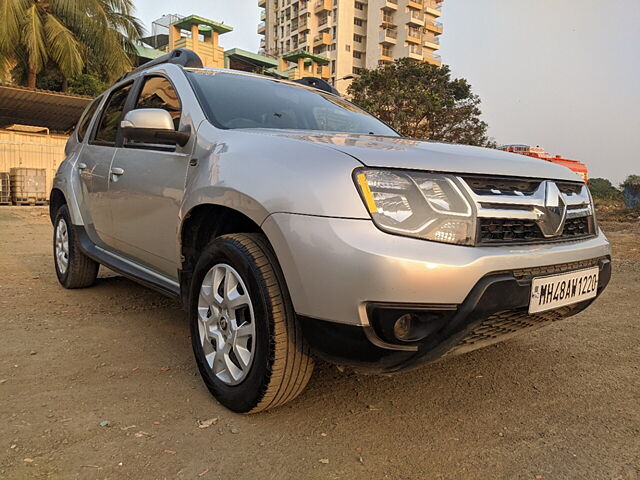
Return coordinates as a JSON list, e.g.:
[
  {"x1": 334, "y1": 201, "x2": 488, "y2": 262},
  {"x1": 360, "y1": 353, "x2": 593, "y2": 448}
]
[{"x1": 75, "y1": 225, "x2": 181, "y2": 300}]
